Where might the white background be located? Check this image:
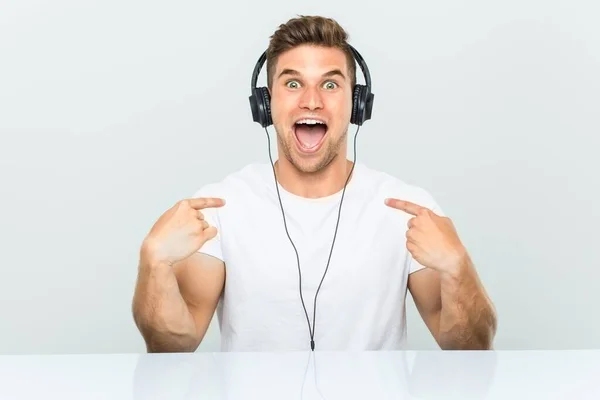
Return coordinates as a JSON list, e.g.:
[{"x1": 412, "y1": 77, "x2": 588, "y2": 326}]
[{"x1": 1, "y1": 0, "x2": 598, "y2": 354}]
